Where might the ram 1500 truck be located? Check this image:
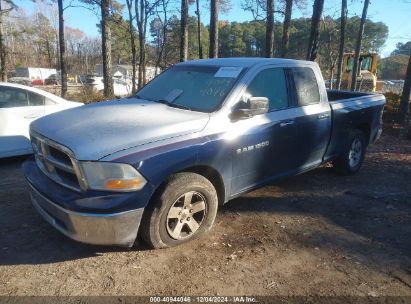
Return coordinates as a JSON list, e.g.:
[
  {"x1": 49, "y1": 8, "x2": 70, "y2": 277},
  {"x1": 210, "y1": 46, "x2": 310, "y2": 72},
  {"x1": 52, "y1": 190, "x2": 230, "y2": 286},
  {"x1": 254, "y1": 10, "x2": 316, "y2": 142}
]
[{"x1": 22, "y1": 58, "x2": 386, "y2": 248}]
